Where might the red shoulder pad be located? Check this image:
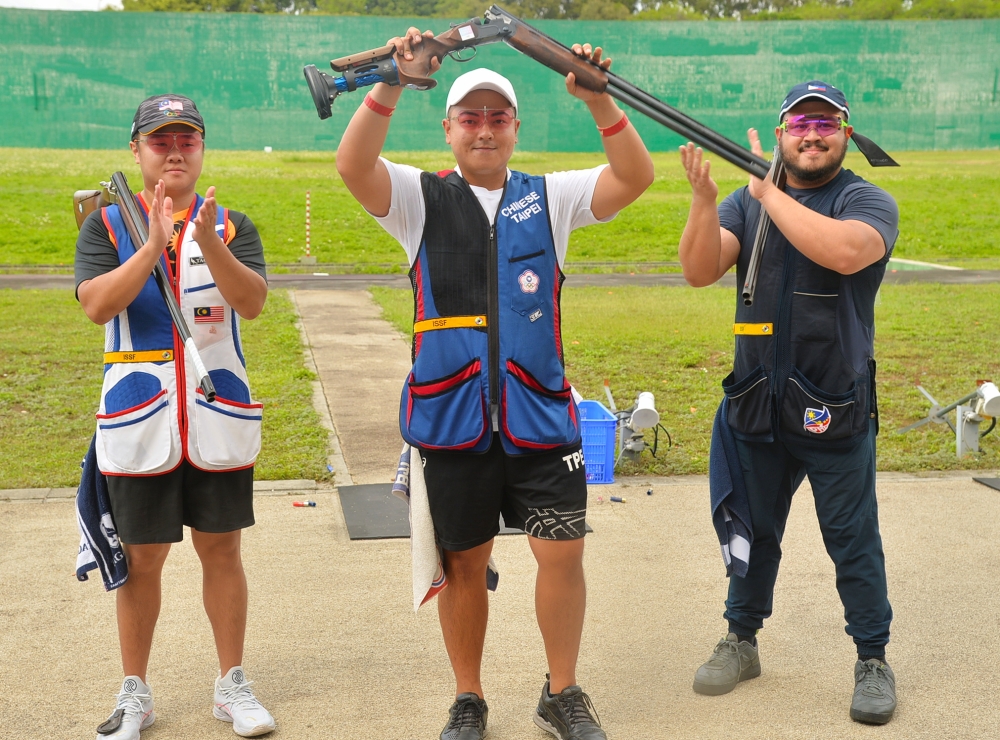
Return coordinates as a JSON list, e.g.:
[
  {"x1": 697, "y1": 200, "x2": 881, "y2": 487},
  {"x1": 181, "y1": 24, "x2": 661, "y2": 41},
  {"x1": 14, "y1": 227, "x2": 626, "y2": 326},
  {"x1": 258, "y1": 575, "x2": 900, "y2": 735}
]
[{"x1": 436, "y1": 169, "x2": 455, "y2": 178}]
